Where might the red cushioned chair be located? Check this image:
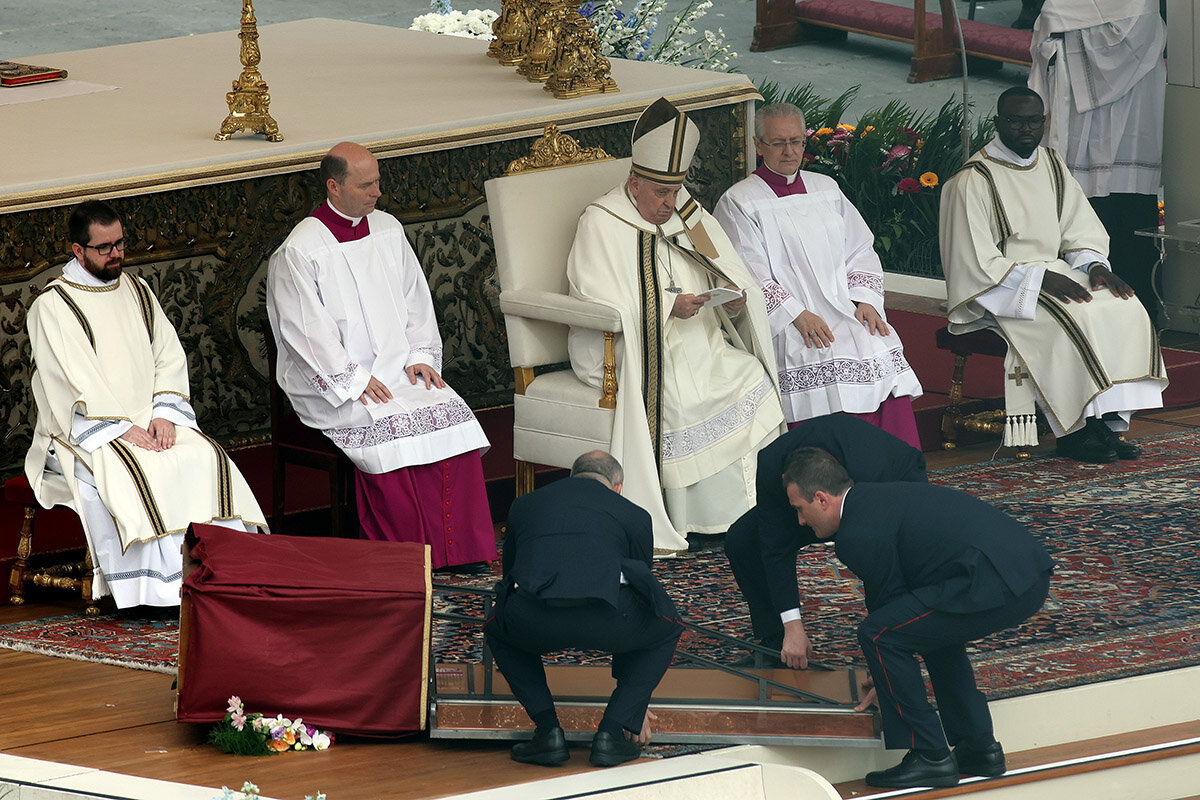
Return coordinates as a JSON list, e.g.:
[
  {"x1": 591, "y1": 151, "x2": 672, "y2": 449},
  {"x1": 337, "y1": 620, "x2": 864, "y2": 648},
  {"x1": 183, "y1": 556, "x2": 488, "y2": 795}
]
[
  {"x1": 4, "y1": 474, "x2": 99, "y2": 615},
  {"x1": 262, "y1": 322, "x2": 356, "y2": 537}
]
